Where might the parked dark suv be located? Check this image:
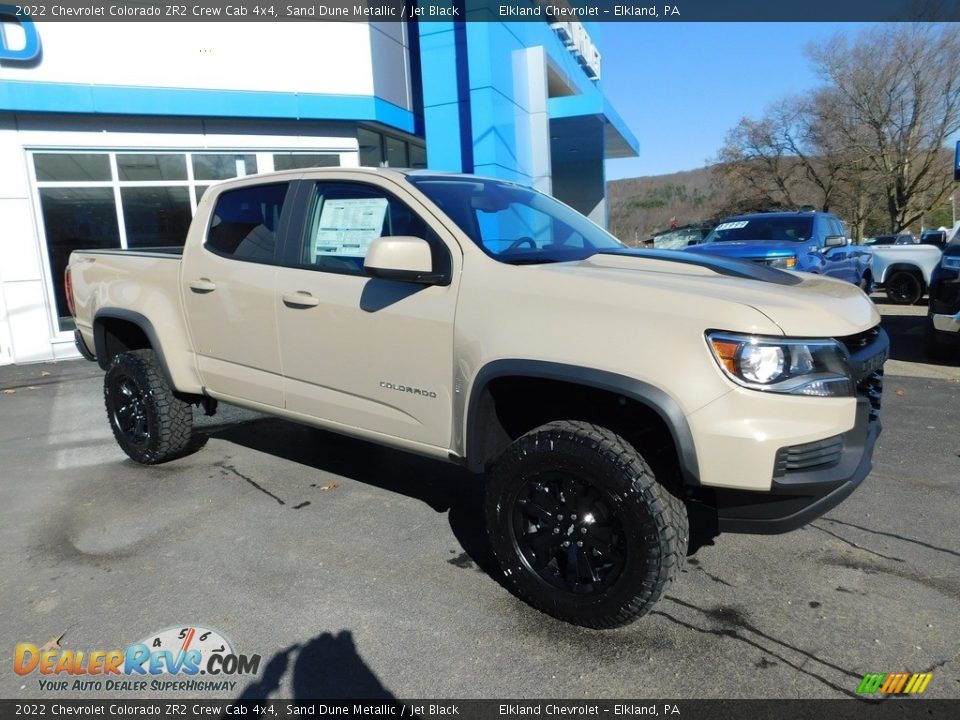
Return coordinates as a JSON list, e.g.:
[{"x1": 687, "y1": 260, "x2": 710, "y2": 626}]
[{"x1": 925, "y1": 236, "x2": 960, "y2": 360}]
